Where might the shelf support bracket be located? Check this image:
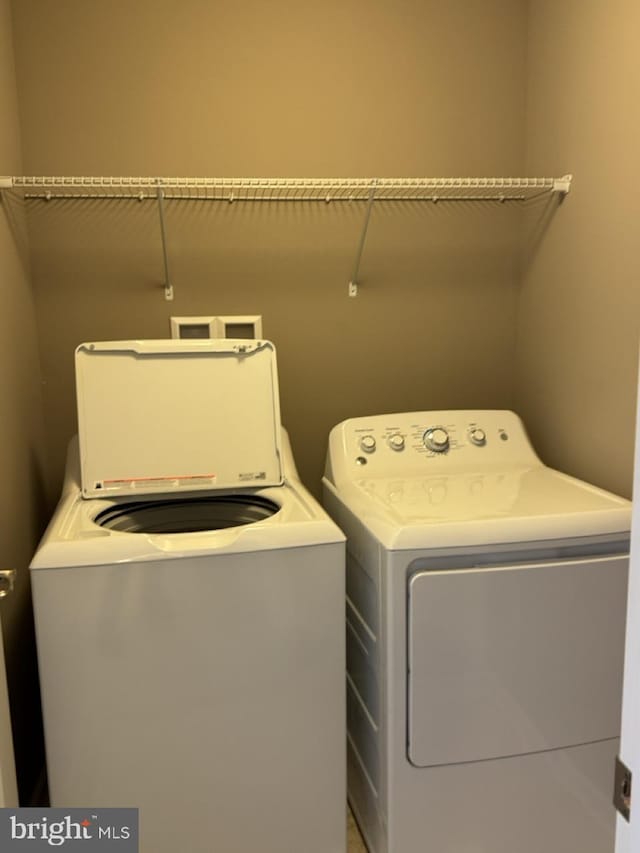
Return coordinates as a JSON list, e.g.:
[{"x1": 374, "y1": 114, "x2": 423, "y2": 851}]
[
  {"x1": 156, "y1": 180, "x2": 174, "y2": 301},
  {"x1": 349, "y1": 179, "x2": 377, "y2": 297},
  {"x1": 552, "y1": 174, "x2": 572, "y2": 196}
]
